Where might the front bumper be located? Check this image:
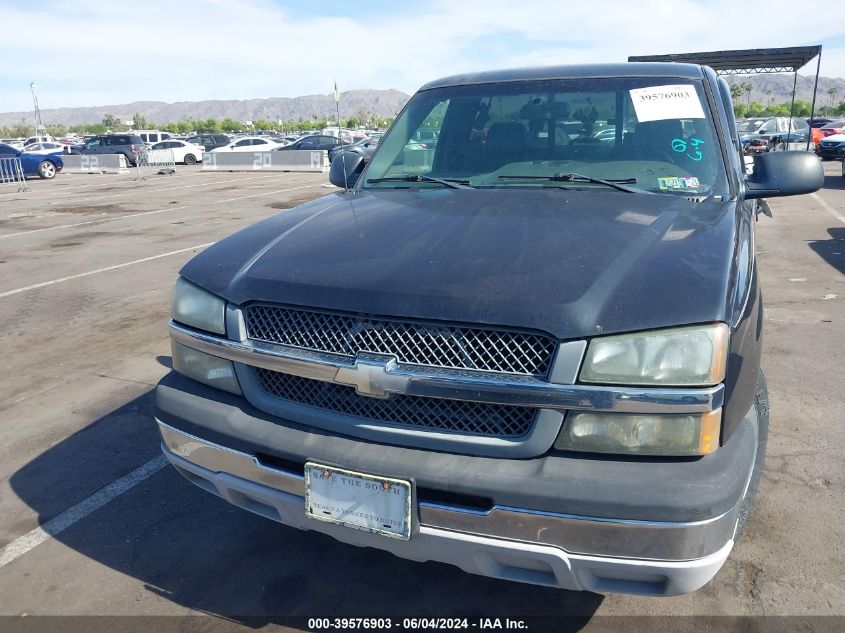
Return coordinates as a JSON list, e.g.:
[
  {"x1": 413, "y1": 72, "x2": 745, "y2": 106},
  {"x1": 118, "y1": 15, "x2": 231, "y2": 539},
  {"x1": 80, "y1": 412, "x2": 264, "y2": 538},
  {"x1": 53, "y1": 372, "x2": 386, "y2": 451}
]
[
  {"x1": 817, "y1": 146, "x2": 845, "y2": 159},
  {"x1": 155, "y1": 372, "x2": 758, "y2": 595}
]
